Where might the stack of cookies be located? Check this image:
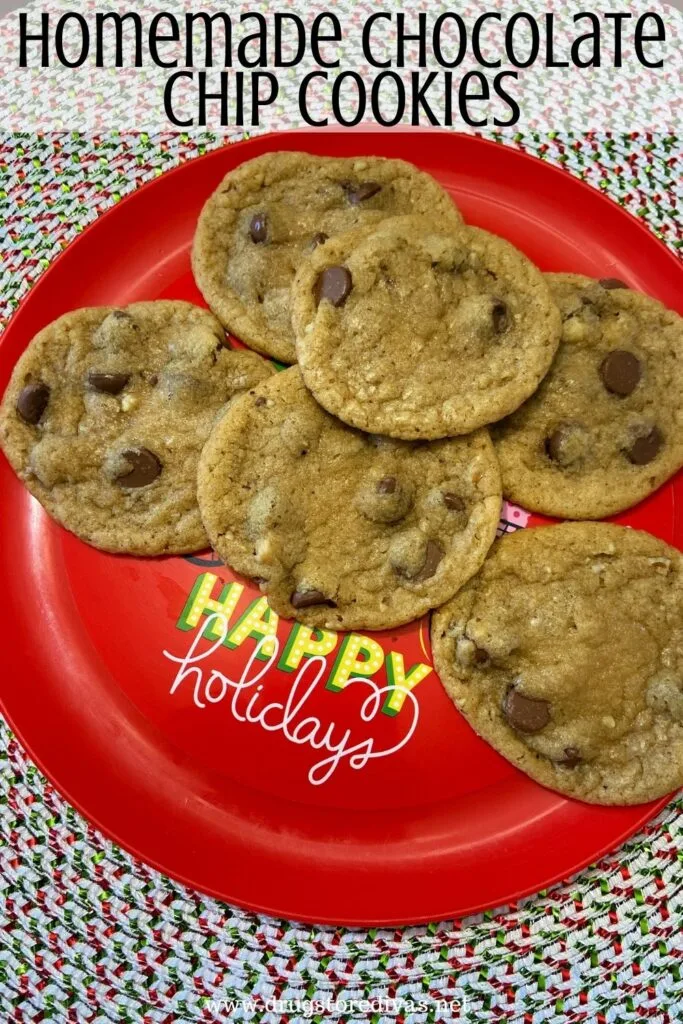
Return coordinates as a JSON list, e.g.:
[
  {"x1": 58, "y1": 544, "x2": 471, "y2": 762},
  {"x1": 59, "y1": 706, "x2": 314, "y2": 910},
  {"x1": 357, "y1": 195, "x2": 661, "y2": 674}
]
[{"x1": 2, "y1": 149, "x2": 682, "y2": 806}]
